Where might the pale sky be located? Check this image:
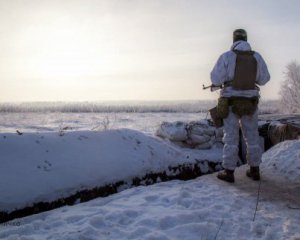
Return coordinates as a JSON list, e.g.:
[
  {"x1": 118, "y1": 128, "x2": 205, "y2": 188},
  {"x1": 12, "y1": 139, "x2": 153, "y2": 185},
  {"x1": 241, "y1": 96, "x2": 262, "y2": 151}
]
[{"x1": 0, "y1": 0, "x2": 299, "y2": 102}]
